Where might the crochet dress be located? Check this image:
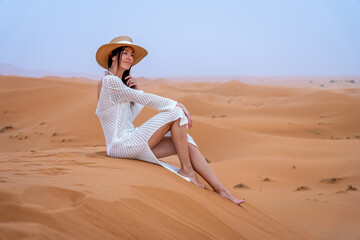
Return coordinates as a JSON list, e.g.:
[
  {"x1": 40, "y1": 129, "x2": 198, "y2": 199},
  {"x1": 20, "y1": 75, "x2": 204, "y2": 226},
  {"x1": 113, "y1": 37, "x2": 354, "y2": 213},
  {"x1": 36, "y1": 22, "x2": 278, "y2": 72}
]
[{"x1": 95, "y1": 73, "x2": 198, "y2": 182}]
